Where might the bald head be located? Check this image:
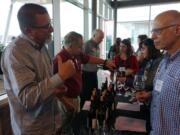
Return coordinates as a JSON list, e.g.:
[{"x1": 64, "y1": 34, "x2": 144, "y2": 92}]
[
  {"x1": 151, "y1": 10, "x2": 180, "y2": 55},
  {"x1": 154, "y1": 10, "x2": 180, "y2": 27},
  {"x1": 92, "y1": 29, "x2": 104, "y2": 44}
]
